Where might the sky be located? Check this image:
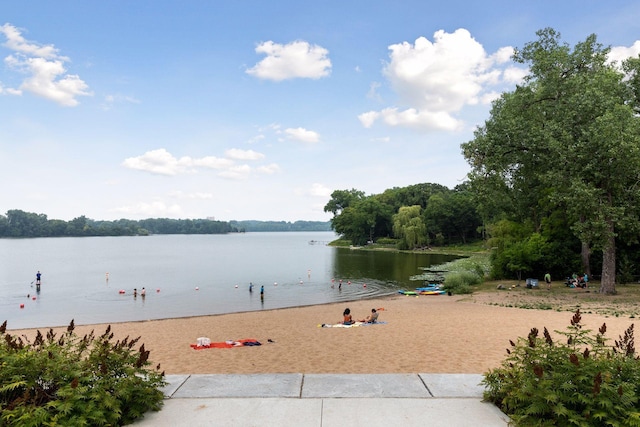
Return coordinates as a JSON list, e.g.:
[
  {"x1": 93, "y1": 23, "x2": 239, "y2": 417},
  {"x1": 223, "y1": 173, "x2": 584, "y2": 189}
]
[{"x1": 1, "y1": 1, "x2": 640, "y2": 223}]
